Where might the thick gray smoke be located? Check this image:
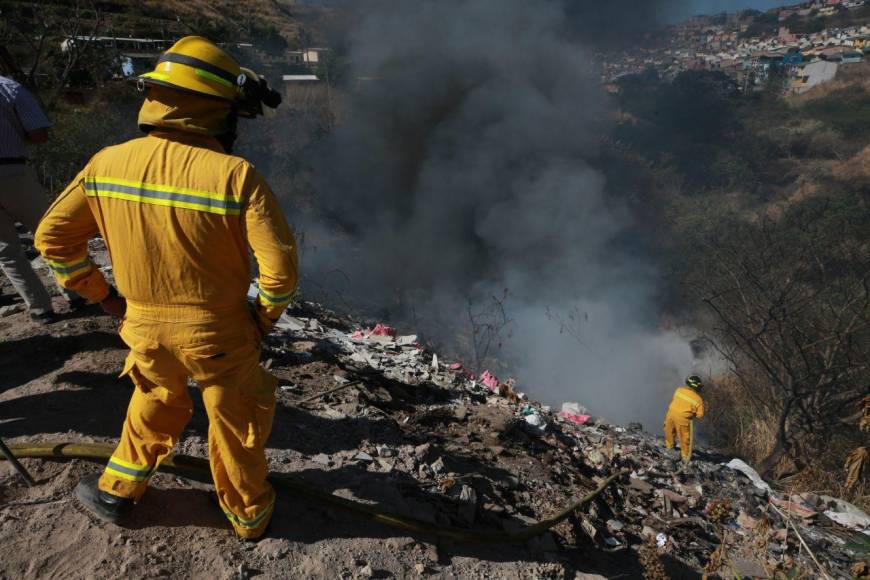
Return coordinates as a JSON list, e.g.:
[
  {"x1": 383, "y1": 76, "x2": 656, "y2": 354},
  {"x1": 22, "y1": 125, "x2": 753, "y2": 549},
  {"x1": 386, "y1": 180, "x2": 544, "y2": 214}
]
[{"x1": 300, "y1": 0, "x2": 697, "y2": 428}]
